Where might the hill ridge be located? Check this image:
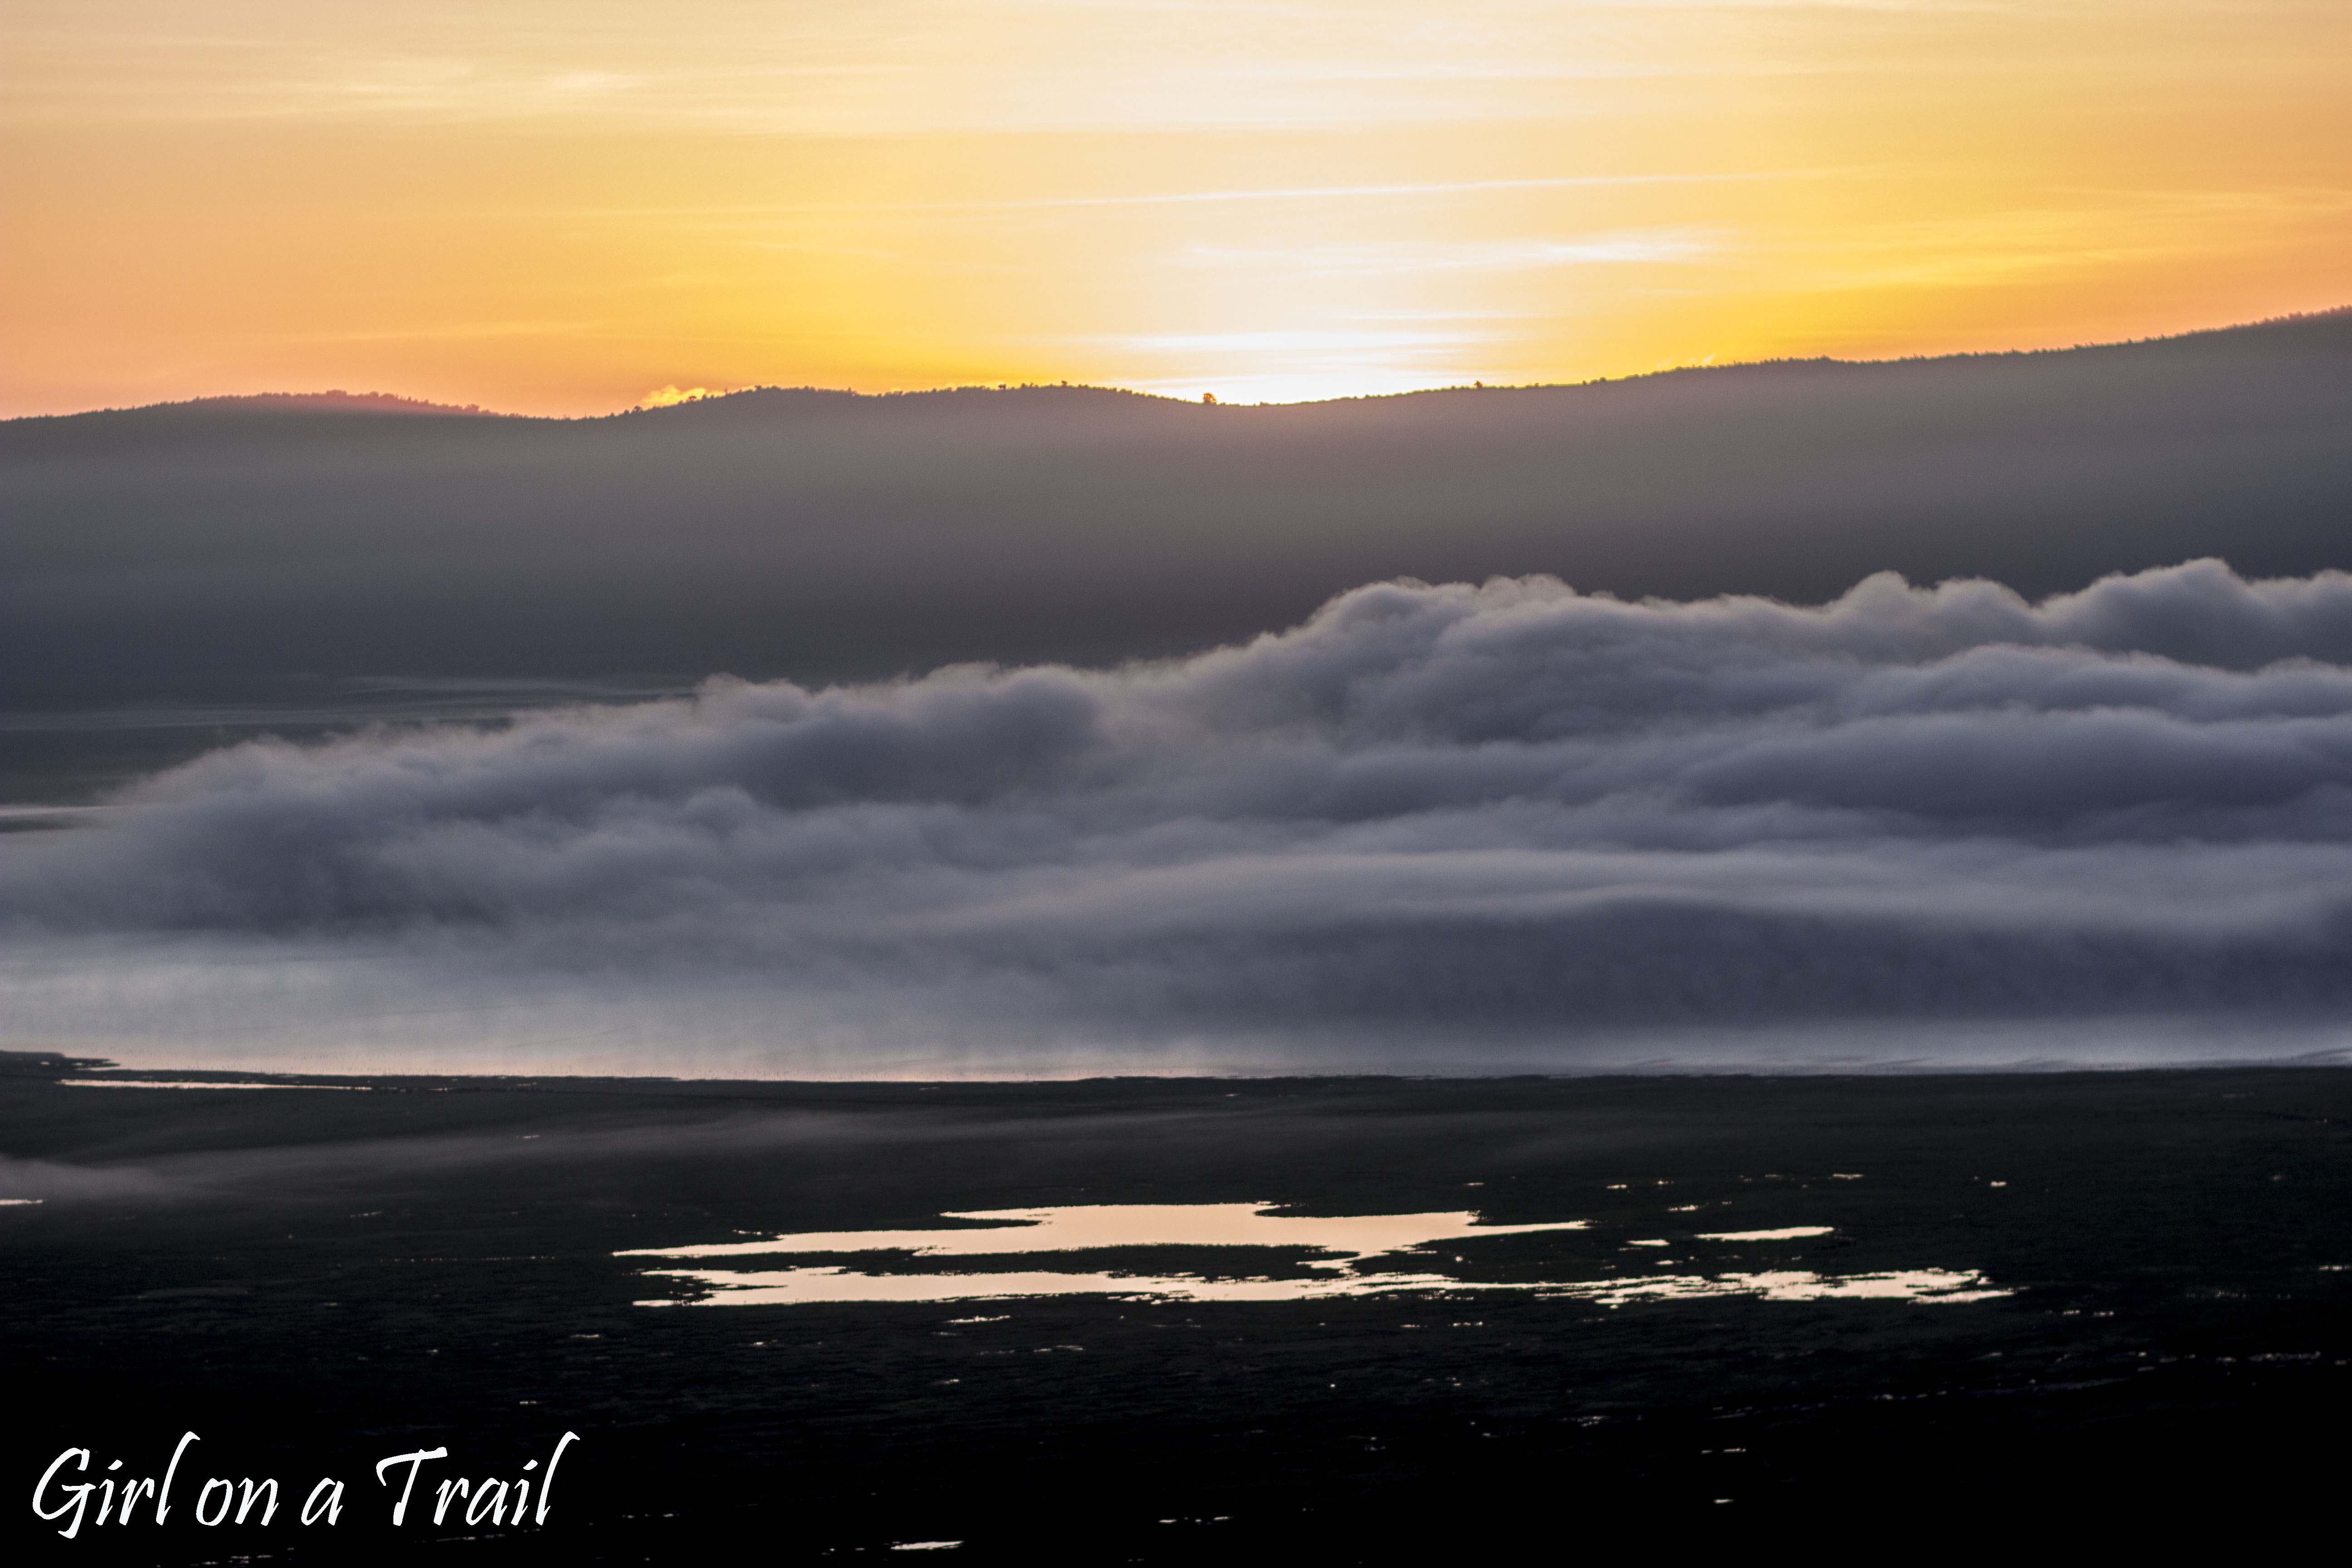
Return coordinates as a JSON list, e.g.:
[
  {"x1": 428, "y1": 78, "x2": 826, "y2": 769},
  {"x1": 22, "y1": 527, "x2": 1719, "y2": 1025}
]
[{"x1": 15, "y1": 304, "x2": 2349, "y2": 426}]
